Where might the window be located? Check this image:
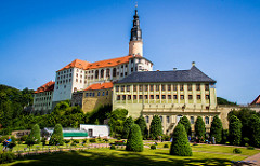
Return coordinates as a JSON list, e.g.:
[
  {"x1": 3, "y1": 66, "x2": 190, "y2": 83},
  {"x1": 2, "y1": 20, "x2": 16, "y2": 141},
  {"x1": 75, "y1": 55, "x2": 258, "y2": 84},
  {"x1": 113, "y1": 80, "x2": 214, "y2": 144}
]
[
  {"x1": 162, "y1": 95, "x2": 166, "y2": 99},
  {"x1": 196, "y1": 84, "x2": 200, "y2": 91},
  {"x1": 86, "y1": 93, "x2": 89, "y2": 97},
  {"x1": 159, "y1": 116, "x2": 163, "y2": 122},
  {"x1": 156, "y1": 85, "x2": 159, "y2": 91},
  {"x1": 205, "y1": 84, "x2": 209, "y2": 91},
  {"x1": 139, "y1": 95, "x2": 143, "y2": 99},
  {"x1": 92, "y1": 93, "x2": 95, "y2": 97},
  {"x1": 168, "y1": 95, "x2": 172, "y2": 99},
  {"x1": 188, "y1": 95, "x2": 193, "y2": 100},
  {"x1": 80, "y1": 75, "x2": 82, "y2": 78},
  {"x1": 74, "y1": 87, "x2": 77, "y2": 92},
  {"x1": 168, "y1": 84, "x2": 171, "y2": 91},
  {"x1": 180, "y1": 95, "x2": 184, "y2": 100},
  {"x1": 173, "y1": 85, "x2": 178, "y2": 91},
  {"x1": 106, "y1": 69, "x2": 110, "y2": 78},
  {"x1": 121, "y1": 85, "x2": 125, "y2": 92},
  {"x1": 191, "y1": 116, "x2": 194, "y2": 124},
  {"x1": 113, "y1": 68, "x2": 117, "y2": 77},
  {"x1": 76, "y1": 79, "x2": 78, "y2": 83},
  {"x1": 127, "y1": 85, "x2": 130, "y2": 92},
  {"x1": 150, "y1": 85, "x2": 154, "y2": 91},
  {"x1": 133, "y1": 95, "x2": 136, "y2": 100},
  {"x1": 139, "y1": 85, "x2": 143, "y2": 92},
  {"x1": 144, "y1": 95, "x2": 148, "y2": 99},
  {"x1": 97, "y1": 92, "x2": 101, "y2": 96},
  {"x1": 173, "y1": 95, "x2": 178, "y2": 99},
  {"x1": 197, "y1": 95, "x2": 201, "y2": 100},
  {"x1": 146, "y1": 116, "x2": 149, "y2": 123},
  {"x1": 150, "y1": 95, "x2": 154, "y2": 99},
  {"x1": 76, "y1": 73, "x2": 78, "y2": 78},
  {"x1": 133, "y1": 85, "x2": 136, "y2": 92},
  {"x1": 122, "y1": 95, "x2": 126, "y2": 100},
  {"x1": 117, "y1": 95, "x2": 120, "y2": 100},
  {"x1": 116, "y1": 86, "x2": 119, "y2": 92},
  {"x1": 106, "y1": 91, "x2": 108, "y2": 95},
  {"x1": 89, "y1": 93, "x2": 92, "y2": 97},
  {"x1": 144, "y1": 85, "x2": 148, "y2": 92},
  {"x1": 101, "y1": 69, "x2": 104, "y2": 78},
  {"x1": 120, "y1": 73, "x2": 123, "y2": 77},
  {"x1": 206, "y1": 95, "x2": 210, "y2": 100},
  {"x1": 128, "y1": 95, "x2": 131, "y2": 100},
  {"x1": 95, "y1": 70, "x2": 99, "y2": 79},
  {"x1": 206, "y1": 106, "x2": 209, "y2": 110},
  {"x1": 180, "y1": 84, "x2": 184, "y2": 91},
  {"x1": 187, "y1": 84, "x2": 192, "y2": 91},
  {"x1": 161, "y1": 85, "x2": 165, "y2": 91},
  {"x1": 156, "y1": 95, "x2": 159, "y2": 99},
  {"x1": 64, "y1": 85, "x2": 66, "y2": 88},
  {"x1": 167, "y1": 116, "x2": 170, "y2": 123},
  {"x1": 205, "y1": 116, "x2": 209, "y2": 124}
]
